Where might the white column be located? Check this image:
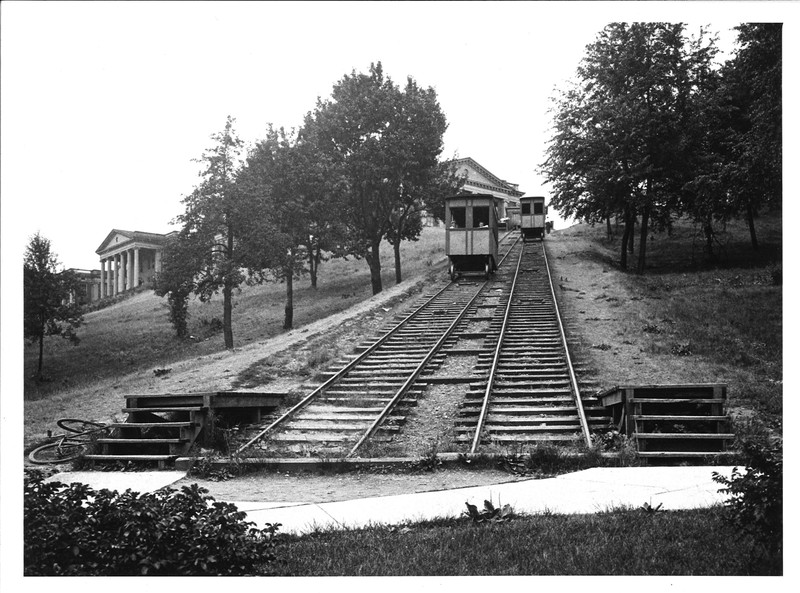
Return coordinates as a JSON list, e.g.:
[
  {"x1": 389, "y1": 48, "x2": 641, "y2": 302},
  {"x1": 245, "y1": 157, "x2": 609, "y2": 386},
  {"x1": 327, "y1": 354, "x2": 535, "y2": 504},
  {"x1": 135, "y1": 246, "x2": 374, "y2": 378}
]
[
  {"x1": 133, "y1": 248, "x2": 140, "y2": 287},
  {"x1": 114, "y1": 255, "x2": 121, "y2": 295},
  {"x1": 154, "y1": 249, "x2": 162, "y2": 274},
  {"x1": 123, "y1": 251, "x2": 130, "y2": 292},
  {"x1": 127, "y1": 249, "x2": 134, "y2": 291},
  {"x1": 100, "y1": 259, "x2": 107, "y2": 298},
  {"x1": 109, "y1": 258, "x2": 115, "y2": 296}
]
